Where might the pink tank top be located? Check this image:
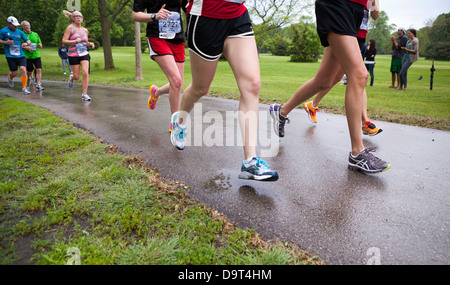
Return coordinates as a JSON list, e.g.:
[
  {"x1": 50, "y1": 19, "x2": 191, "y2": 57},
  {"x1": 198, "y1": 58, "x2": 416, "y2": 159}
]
[{"x1": 68, "y1": 24, "x2": 88, "y2": 57}]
